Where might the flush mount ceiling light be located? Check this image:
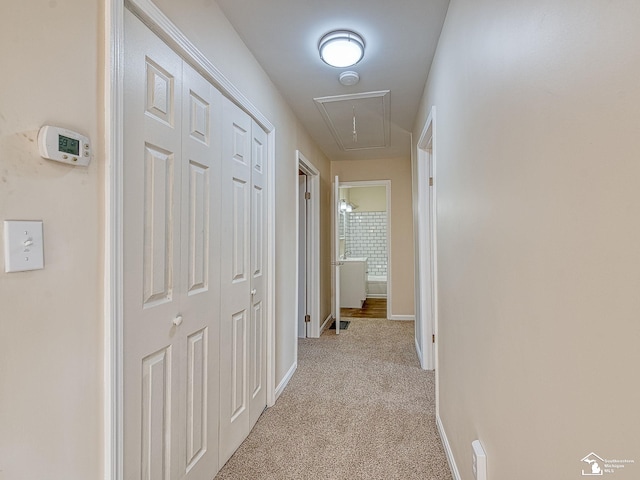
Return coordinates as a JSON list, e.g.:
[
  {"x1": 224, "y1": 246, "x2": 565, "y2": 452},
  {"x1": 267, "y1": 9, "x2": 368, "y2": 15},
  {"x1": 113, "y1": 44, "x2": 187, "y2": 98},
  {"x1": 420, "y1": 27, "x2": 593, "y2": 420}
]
[{"x1": 319, "y1": 30, "x2": 365, "y2": 68}]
